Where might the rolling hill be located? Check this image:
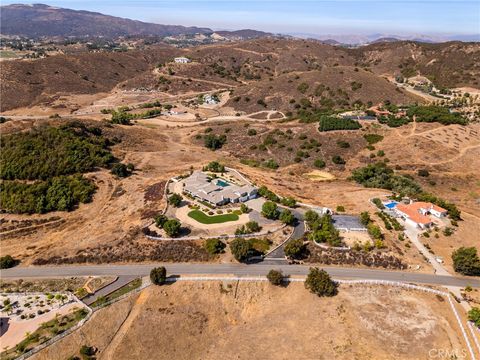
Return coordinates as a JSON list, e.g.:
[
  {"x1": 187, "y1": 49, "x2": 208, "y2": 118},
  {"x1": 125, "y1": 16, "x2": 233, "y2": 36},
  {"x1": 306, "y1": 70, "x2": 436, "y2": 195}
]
[{"x1": 0, "y1": 3, "x2": 212, "y2": 38}]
